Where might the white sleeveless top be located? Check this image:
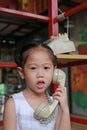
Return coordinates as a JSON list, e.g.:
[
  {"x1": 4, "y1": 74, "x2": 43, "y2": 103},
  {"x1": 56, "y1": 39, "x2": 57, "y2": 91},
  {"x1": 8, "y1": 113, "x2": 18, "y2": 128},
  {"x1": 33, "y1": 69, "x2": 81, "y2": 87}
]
[{"x1": 12, "y1": 92, "x2": 58, "y2": 130}]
